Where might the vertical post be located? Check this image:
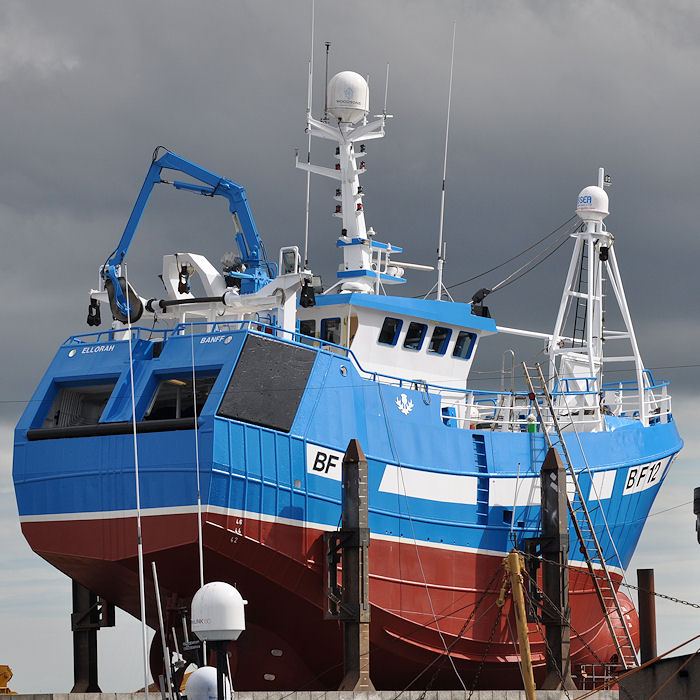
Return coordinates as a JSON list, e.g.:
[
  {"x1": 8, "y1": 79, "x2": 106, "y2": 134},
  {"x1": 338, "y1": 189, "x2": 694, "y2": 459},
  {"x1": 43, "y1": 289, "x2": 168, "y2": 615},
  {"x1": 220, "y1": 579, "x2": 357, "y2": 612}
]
[
  {"x1": 71, "y1": 581, "x2": 101, "y2": 693},
  {"x1": 338, "y1": 439, "x2": 374, "y2": 691},
  {"x1": 637, "y1": 568, "x2": 657, "y2": 663},
  {"x1": 505, "y1": 551, "x2": 537, "y2": 700},
  {"x1": 213, "y1": 641, "x2": 228, "y2": 700},
  {"x1": 540, "y1": 448, "x2": 576, "y2": 690}
]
